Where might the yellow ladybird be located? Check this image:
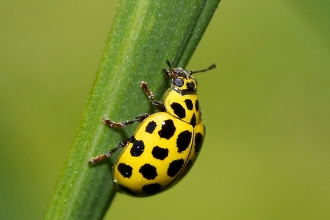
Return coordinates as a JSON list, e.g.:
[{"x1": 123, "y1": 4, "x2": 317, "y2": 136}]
[{"x1": 89, "y1": 60, "x2": 216, "y2": 197}]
